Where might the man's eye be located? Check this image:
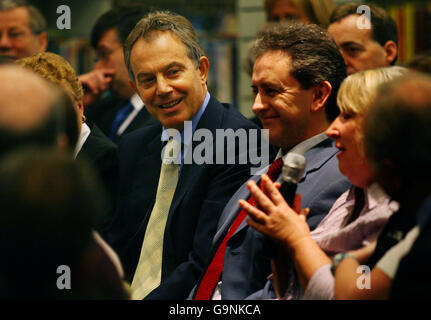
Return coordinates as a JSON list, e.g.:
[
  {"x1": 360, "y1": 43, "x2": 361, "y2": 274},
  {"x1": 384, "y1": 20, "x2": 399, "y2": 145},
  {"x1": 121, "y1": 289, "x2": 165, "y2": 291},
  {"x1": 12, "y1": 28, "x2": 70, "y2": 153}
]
[
  {"x1": 139, "y1": 77, "x2": 155, "y2": 87},
  {"x1": 264, "y1": 88, "x2": 278, "y2": 96},
  {"x1": 167, "y1": 69, "x2": 180, "y2": 77},
  {"x1": 9, "y1": 32, "x2": 24, "y2": 38},
  {"x1": 343, "y1": 46, "x2": 362, "y2": 56}
]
